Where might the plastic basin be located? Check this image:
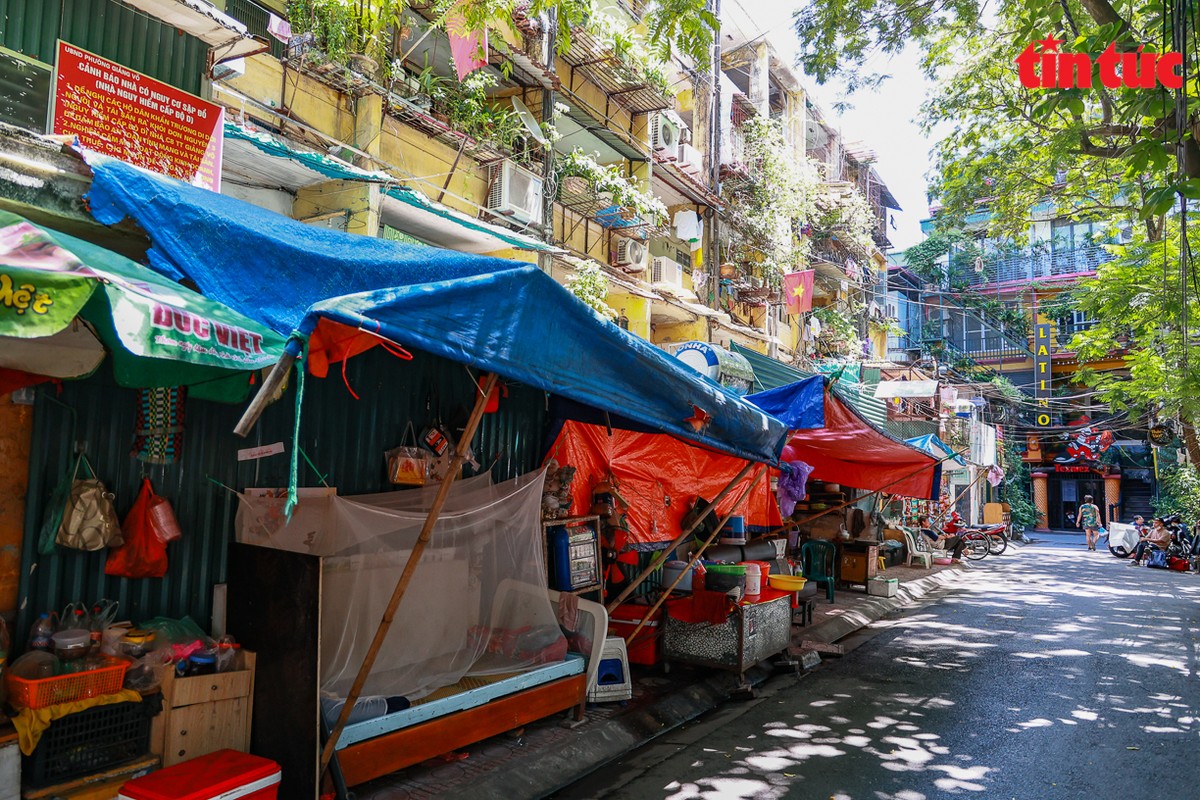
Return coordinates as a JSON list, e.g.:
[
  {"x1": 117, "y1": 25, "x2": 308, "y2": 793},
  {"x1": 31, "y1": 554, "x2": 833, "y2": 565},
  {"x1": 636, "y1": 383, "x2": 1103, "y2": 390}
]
[{"x1": 767, "y1": 574, "x2": 808, "y2": 591}]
